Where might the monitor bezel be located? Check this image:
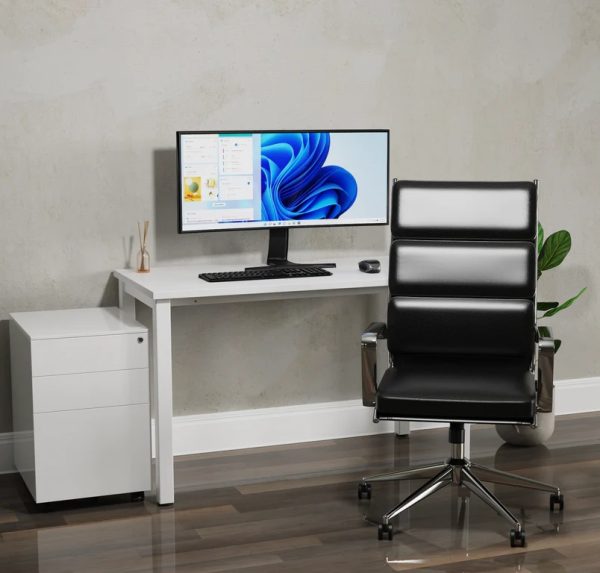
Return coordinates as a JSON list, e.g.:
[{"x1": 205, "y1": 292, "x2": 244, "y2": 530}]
[{"x1": 176, "y1": 129, "x2": 390, "y2": 234}]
